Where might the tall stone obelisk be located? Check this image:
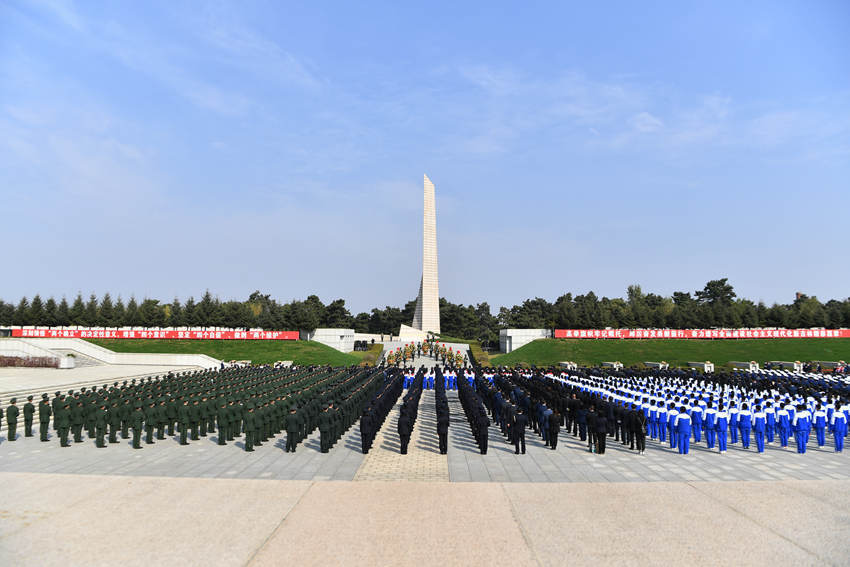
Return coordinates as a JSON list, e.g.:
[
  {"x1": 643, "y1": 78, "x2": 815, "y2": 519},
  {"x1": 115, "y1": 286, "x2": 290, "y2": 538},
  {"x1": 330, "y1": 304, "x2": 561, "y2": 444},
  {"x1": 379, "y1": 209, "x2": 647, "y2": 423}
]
[{"x1": 411, "y1": 174, "x2": 440, "y2": 334}]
